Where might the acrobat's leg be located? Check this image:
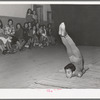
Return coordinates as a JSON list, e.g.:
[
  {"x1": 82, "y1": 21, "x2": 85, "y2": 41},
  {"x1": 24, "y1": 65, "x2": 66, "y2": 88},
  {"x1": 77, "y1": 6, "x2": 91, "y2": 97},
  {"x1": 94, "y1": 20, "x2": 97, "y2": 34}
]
[
  {"x1": 59, "y1": 22, "x2": 75, "y2": 57},
  {"x1": 59, "y1": 23, "x2": 81, "y2": 57},
  {"x1": 61, "y1": 37, "x2": 73, "y2": 57}
]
